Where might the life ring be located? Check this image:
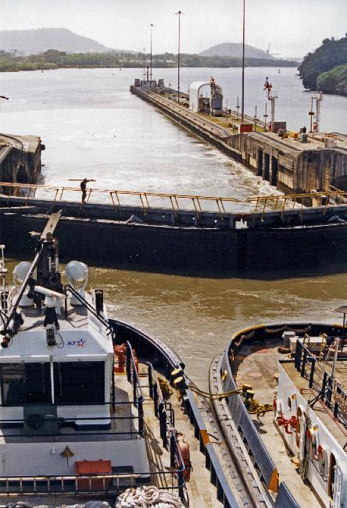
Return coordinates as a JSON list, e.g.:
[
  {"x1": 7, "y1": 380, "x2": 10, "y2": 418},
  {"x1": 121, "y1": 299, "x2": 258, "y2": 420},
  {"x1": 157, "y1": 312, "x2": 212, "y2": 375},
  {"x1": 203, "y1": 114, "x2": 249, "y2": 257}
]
[{"x1": 176, "y1": 433, "x2": 192, "y2": 482}]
